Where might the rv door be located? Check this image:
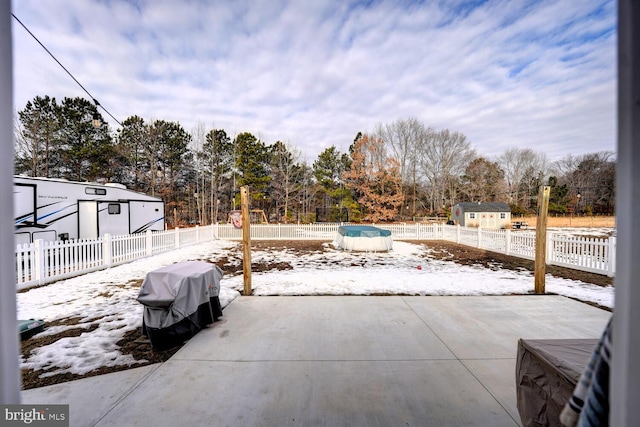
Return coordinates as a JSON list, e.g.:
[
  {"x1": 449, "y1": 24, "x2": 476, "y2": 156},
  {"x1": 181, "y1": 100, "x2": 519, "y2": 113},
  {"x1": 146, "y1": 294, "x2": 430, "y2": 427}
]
[{"x1": 78, "y1": 201, "x2": 98, "y2": 239}]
